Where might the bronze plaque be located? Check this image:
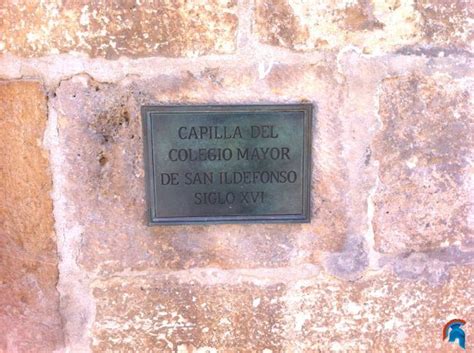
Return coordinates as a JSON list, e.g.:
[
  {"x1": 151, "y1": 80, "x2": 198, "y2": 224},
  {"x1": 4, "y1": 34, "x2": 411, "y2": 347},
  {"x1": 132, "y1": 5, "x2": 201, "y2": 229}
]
[{"x1": 142, "y1": 104, "x2": 312, "y2": 224}]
